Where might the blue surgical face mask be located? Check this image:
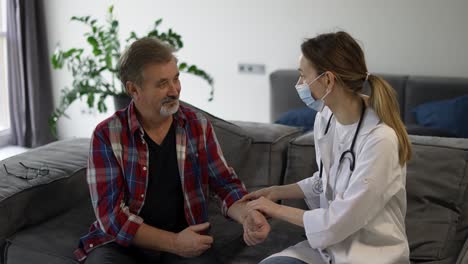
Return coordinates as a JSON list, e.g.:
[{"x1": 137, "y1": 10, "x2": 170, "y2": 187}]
[{"x1": 295, "y1": 72, "x2": 330, "y2": 112}]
